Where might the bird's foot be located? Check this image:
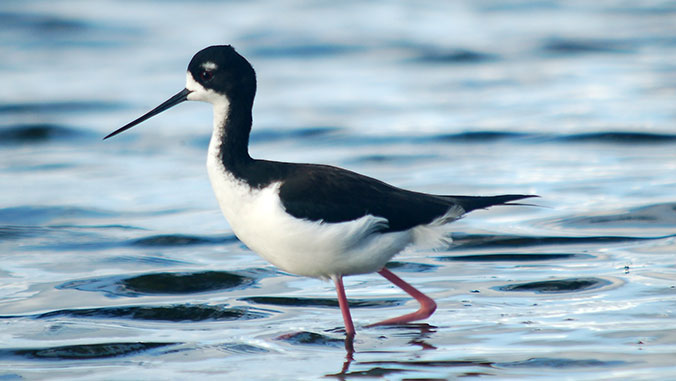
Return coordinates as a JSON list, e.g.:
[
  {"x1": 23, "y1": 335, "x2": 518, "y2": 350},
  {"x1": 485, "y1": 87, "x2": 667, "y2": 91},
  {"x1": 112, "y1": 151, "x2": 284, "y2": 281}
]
[
  {"x1": 367, "y1": 267, "x2": 437, "y2": 327},
  {"x1": 366, "y1": 296, "x2": 436, "y2": 327}
]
